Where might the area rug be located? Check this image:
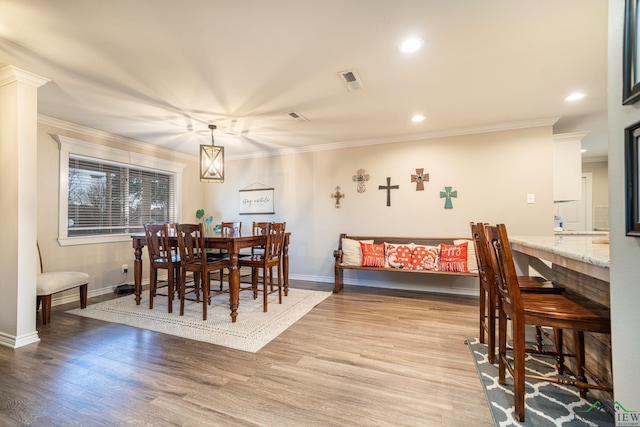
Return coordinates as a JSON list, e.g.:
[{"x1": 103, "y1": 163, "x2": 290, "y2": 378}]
[
  {"x1": 466, "y1": 337, "x2": 616, "y2": 427},
  {"x1": 67, "y1": 288, "x2": 331, "y2": 353}
]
